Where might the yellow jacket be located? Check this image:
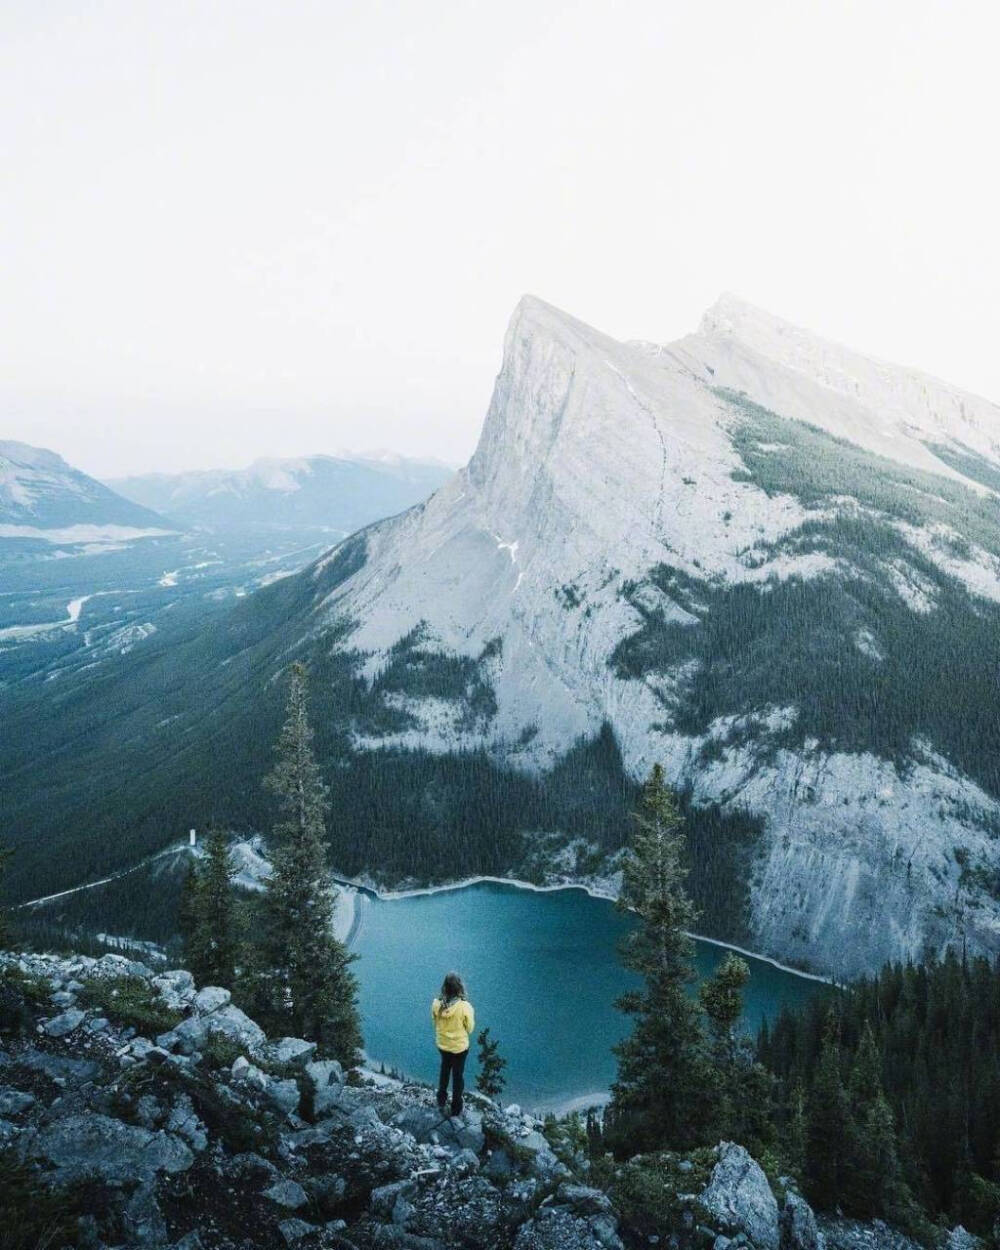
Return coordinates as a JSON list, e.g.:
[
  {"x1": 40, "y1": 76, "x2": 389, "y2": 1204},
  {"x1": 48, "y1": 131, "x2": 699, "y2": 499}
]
[{"x1": 431, "y1": 996, "x2": 475, "y2": 1053}]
